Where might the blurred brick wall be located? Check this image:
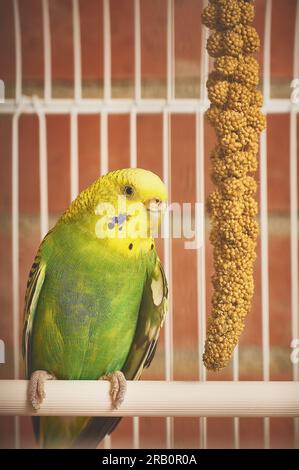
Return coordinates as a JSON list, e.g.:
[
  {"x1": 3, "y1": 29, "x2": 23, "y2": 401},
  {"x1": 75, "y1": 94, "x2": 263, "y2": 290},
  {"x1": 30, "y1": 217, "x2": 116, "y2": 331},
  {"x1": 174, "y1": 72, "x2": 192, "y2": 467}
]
[{"x1": 0, "y1": 0, "x2": 298, "y2": 449}]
